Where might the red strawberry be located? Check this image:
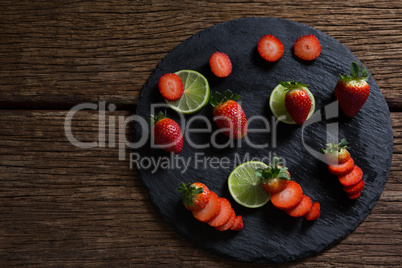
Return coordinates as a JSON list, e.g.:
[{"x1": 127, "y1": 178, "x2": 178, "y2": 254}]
[
  {"x1": 286, "y1": 195, "x2": 313, "y2": 217},
  {"x1": 281, "y1": 80, "x2": 312, "y2": 125},
  {"x1": 151, "y1": 112, "x2": 183, "y2": 154},
  {"x1": 305, "y1": 202, "x2": 320, "y2": 221},
  {"x1": 210, "y1": 89, "x2": 247, "y2": 139},
  {"x1": 208, "y1": 198, "x2": 233, "y2": 227},
  {"x1": 335, "y1": 61, "x2": 370, "y2": 117},
  {"x1": 338, "y1": 165, "x2": 363, "y2": 187},
  {"x1": 255, "y1": 157, "x2": 291, "y2": 194},
  {"x1": 321, "y1": 138, "x2": 351, "y2": 165},
  {"x1": 209, "y1": 51, "x2": 232, "y2": 78},
  {"x1": 192, "y1": 191, "x2": 221, "y2": 222},
  {"x1": 215, "y1": 210, "x2": 236, "y2": 231},
  {"x1": 293, "y1": 34, "x2": 321, "y2": 61},
  {"x1": 158, "y1": 73, "x2": 184, "y2": 101},
  {"x1": 328, "y1": 158, "x2": 355, "y2": 176},
  {"x1": 271, "y1": 180, "x2": 303, "y2": 210},
  {"x1": 177, "y1": 182, "x2": 211, "y2": 211},
  {"x1": 347, "y1": 191, "x2": 361, "y2": 200},
  {"x1": 257, "y1": 34, "x2": 284, "y2": 62},
  {"x1": 343, "y1": 179, "x2": 365, "y2": 195},
  {"x1": 230, "y1": 215, "x2": 244, "y2": 231}
]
